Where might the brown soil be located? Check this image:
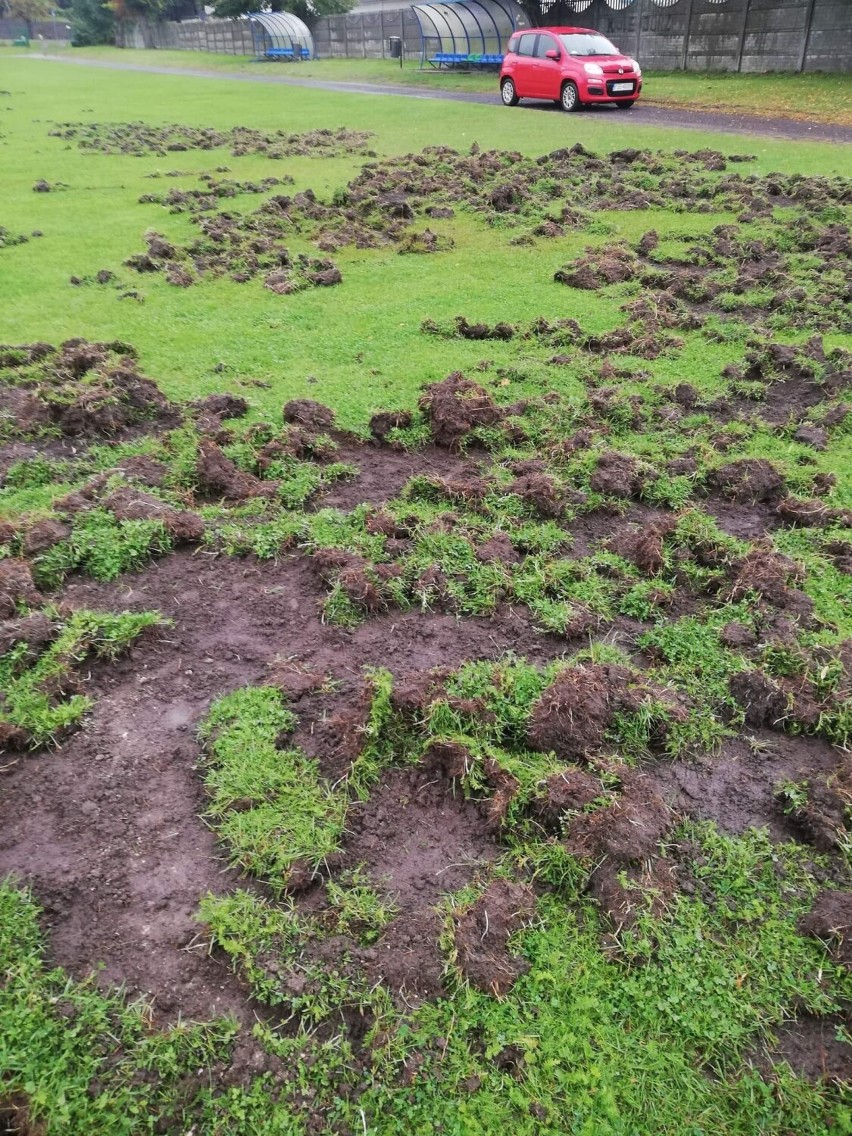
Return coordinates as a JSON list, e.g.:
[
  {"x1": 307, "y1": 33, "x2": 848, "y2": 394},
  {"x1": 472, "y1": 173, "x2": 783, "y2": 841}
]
[
  {"x1": 534, "y1": 768, "x2": 602, "y2": 831},
  {"x1": 317, "y1": 440, "x2": 472, "y2": 511},
  {"x1": 0, "y1": 559, "x2": 42, "y2": 618},
  {"x1": 344, "y1": 768, "x2": 499, "y2": 1002},
  {"x1": 0, "y1": 1094, "x2": 44, "y2": 1136},
  {"x1": 195, "y1": 438, "x2": 275, "y2": 501},
  {"x1": 708, "y1": 459, "x2": 786, "y2": 505},
  {"x1": 588, "y1": 856, "x2": 679, "y2": 936},
  {"x1": 527, "y1": 662, "x2": 640, "y2": 761},
  {"x1": 453, "y1": 878, "x2": 536, "y2": 995},
  {"x1": 651, "y1": 731, "x2": 844, "y2": 842},
  {"x1": 565, "y1": 770, "x2": 671, "y2": 862},
  {"x1": 754, "y1": 1012, "x2": 852, "y2": 1083},
  {"x1": 418, "y1": 372, "x2": 502, "y2": 449},
  {"x1": 799, "y1": 889, "x2": 852, "y2": 968},
  {"x1": 589, "y1": 451, "x2": 650, "y2": 499},
  {"x1": 0, "y1": 551, "x2": 571, "y2": 1022}
]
